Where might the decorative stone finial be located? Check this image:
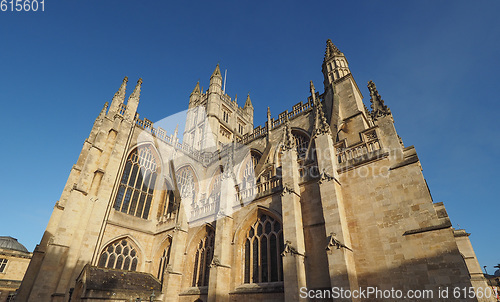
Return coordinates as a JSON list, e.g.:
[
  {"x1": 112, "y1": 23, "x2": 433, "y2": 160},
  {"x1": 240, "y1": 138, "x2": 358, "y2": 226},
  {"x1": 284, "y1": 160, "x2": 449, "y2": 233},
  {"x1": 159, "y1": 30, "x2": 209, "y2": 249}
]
[
  {"x1": 283, "y1": 118, "x2": 296, "y2": 151},
  {"x1": 173, "y1": 124, "x2": 179, "y2": 138},
  {"x1": 368, "y1": 80, "x2": 391, "y2": 120},
  {"x1": 99, "y1": 102, "x2": 109, "y2": 118},
  {"x1": 127, "y1": 78, "x2": 142, "y2": 102},
  {"x1": 310, "y1": 80, "x2": 331, "y2": 137}
]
